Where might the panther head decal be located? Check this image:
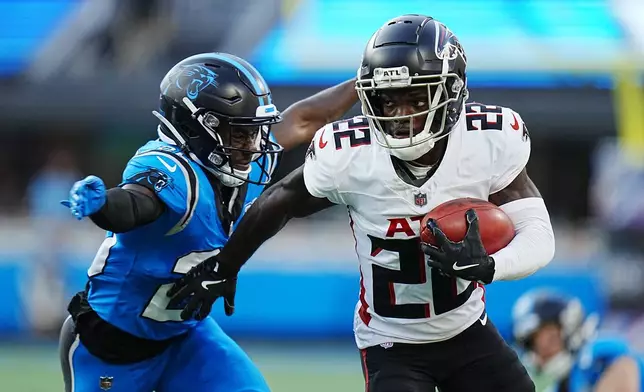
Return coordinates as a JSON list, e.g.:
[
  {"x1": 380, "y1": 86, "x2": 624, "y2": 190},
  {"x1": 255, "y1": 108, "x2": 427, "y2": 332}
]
[{"x1": 171, "y1": 65, "x2": 219, "y2": 100}]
